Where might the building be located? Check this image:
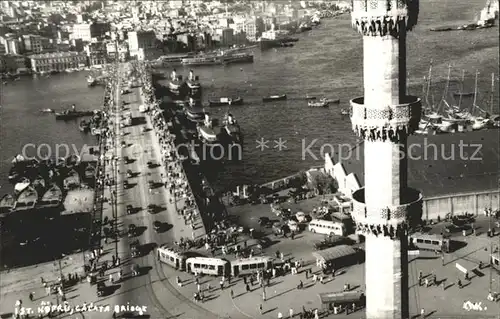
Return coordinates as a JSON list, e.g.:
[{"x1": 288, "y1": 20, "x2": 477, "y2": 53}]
[
  {"x1": 221, "y1": 28, "x2": 234, "y2": 47},
  {"x1": 0, "y1": 54, "x2": 27, "y2": 73},
  {"x1": 347, "y1": 1, "x2": 421, "y2": 318},
  {"x1": 127, "y1": 31, "x2": 156, "y2": 57},
  {"x1": 326, "y1": 129, "x2": 500, "y2": 221},
  {"x1": 90, "y1": 22, "x2": 110, "y2": 39},
  {"x1": 0, "y1": 36, "x2": 22, "y2": 55},
  {"x1": 85, "y1": 42, "x2": 107, "y2": 66},
  {"x1": 22, "y1": 34, "x2": 43, "y2": 54},
  {"x1": 29, "y1": 52, "x2": 88, "y2": 73},
  {"x1": 244, "y1": 19, "x2": 257, "y2": 41},
  {"x1": 72, "y1": 23, "x2": 92, "y2": 42}
]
